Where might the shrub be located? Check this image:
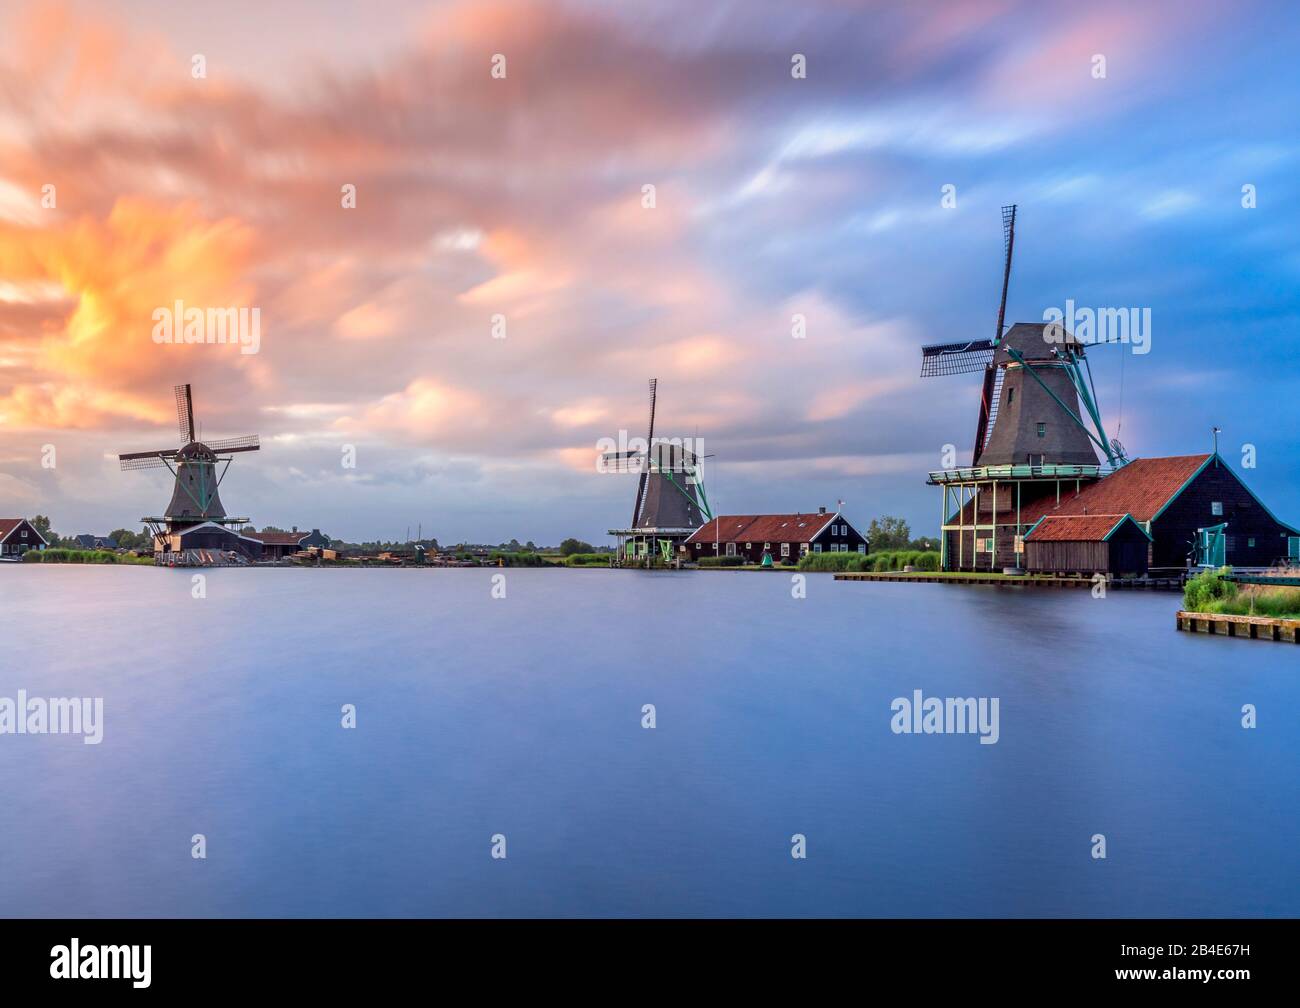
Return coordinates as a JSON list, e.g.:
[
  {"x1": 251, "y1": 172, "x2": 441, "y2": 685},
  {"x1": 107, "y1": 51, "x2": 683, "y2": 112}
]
[
  {"x1": 564, "y1": 553, "x2": 610, "y2": 566},
  {"x1": 489, "y1": 551, "x2": 545, "y2": 567},
  {"x1": 699, "y1": 555, "x2": 746, "y2": 567},
  {"x1": 1183, "y1": 568, "x2": 1236, "y2": 611},
  {"x1": 797, "y1": 551, "x2": 863, "y2": 572},
  {"x1": 914, "y1": 551, "x2": 941, "y2": 571}
]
